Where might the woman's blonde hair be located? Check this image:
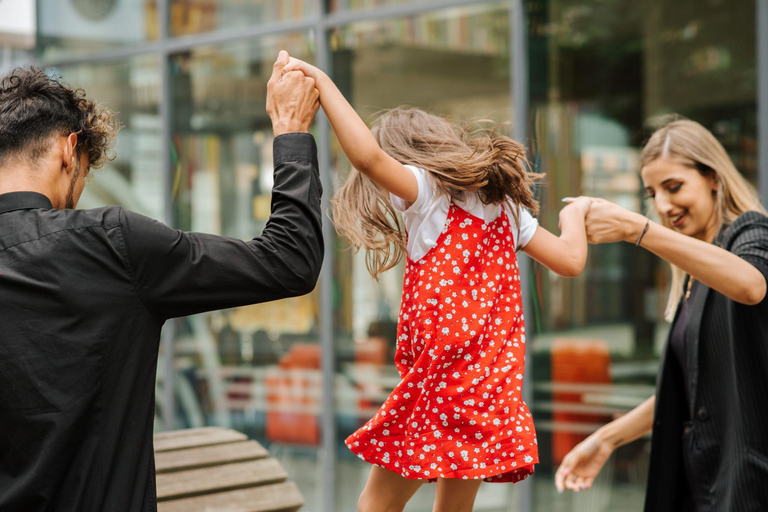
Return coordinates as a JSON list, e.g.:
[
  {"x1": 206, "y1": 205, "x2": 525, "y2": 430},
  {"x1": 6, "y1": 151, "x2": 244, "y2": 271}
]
[
  {"x1": 640, "y1": 119, "x2": 766, "y2": 320},
  {"x1": 332, "y1": 107, "x2": 542, "y2": 279}
]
